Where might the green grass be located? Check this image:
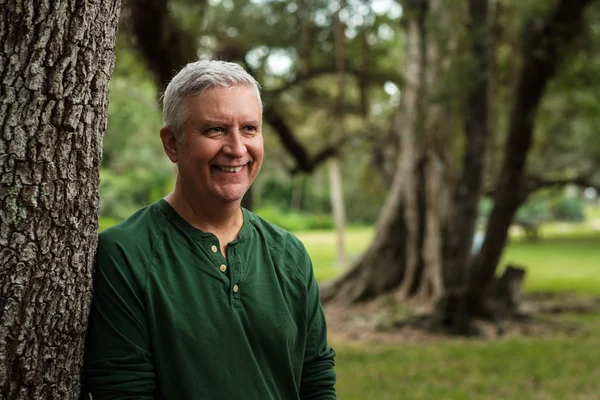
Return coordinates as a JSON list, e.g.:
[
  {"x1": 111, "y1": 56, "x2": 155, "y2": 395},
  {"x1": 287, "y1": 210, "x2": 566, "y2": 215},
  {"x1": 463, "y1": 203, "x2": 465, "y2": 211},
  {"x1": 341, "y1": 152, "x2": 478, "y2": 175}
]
[
  {"x1": 299, "y1": 222, "x2": 600, "y2": 294},
  {"x1": 585, "y1": 204, "x2": 600, "y2": 220},
  {"x1": 500, "y1": 232, "x2": 600, "y2": 295},
  {"x1": 333, "y1": 313, "x2": 600, "y2": 400},
  {"x1": 295, "y1": 219, "x2": 600, "y2": 399},
  {"x1": 295, "y1": 228, "x2": 375, "y2": 282}
]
